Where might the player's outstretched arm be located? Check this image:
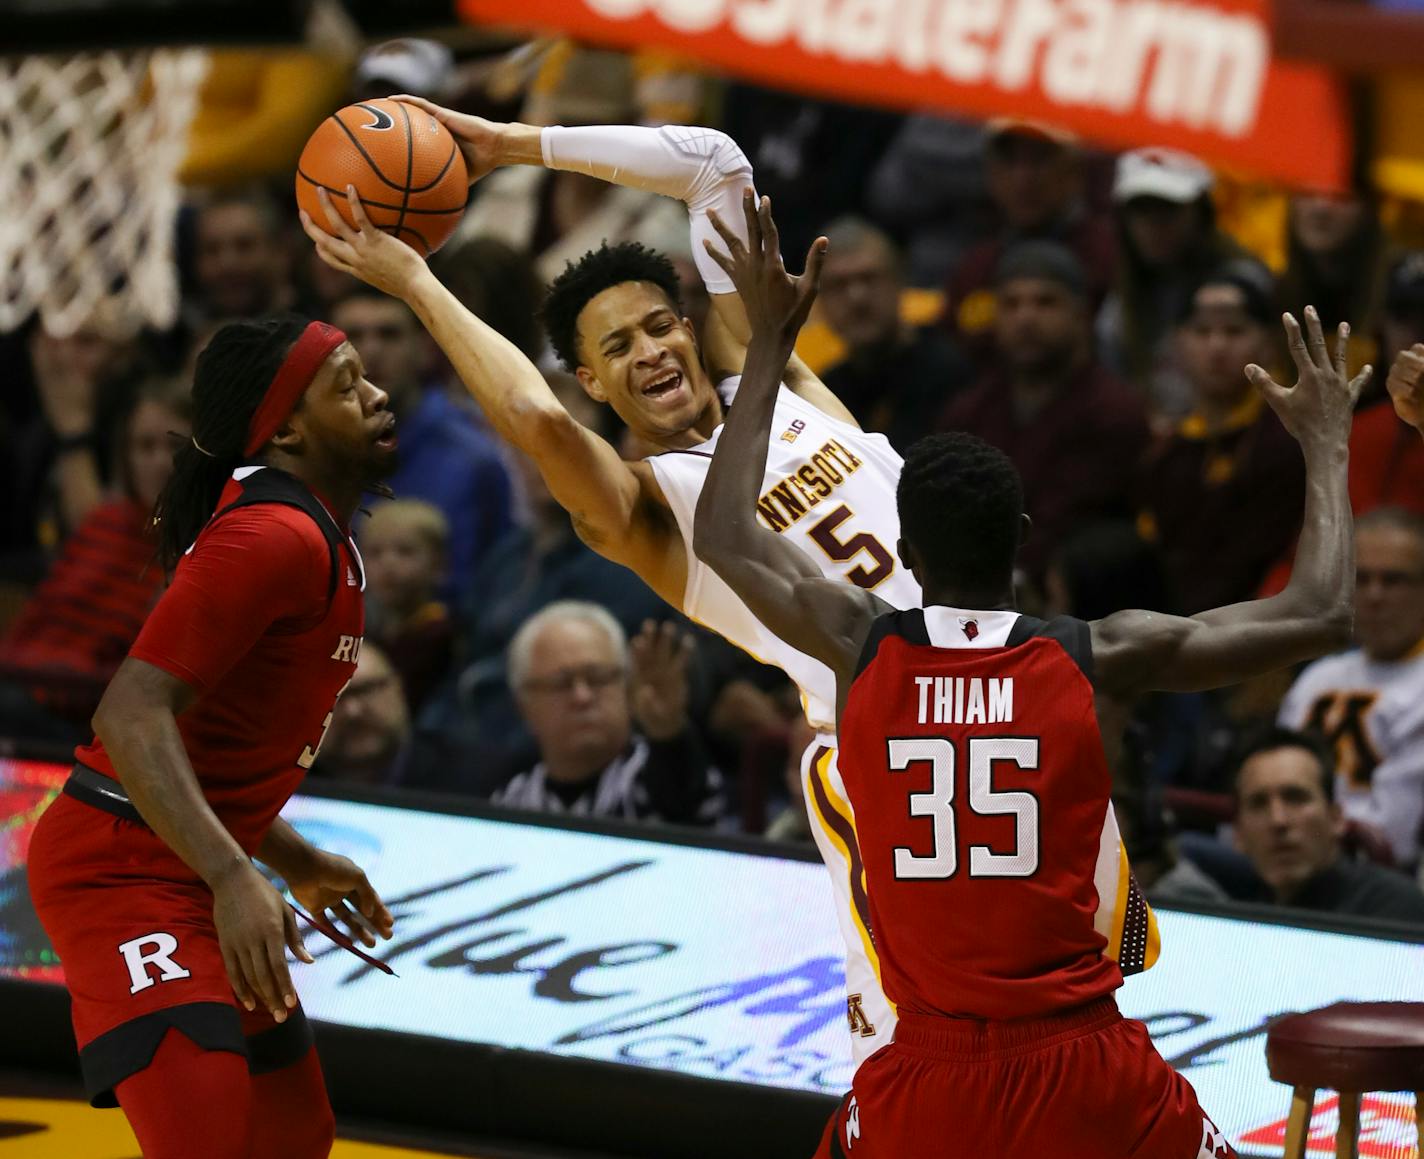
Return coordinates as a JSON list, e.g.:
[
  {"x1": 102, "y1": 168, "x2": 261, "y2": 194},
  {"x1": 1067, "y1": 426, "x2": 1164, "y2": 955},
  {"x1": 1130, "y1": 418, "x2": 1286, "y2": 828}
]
[
  {"x1": 1387, "y1": 342, "x2": 1424, "y2": 442},
  {"x1": 1093, "y1": 307, "x2": 1369, "y2": 695},
  {"x1": 389, "y1": 98, "x2": 860, "y2": 425},
  {"x1": 94, "y1": 660, "x2": 315, "y2": 1022},
  {"x1": 693, "y1": 192, "x2": 886, "y2": 677},
  {"x1": 302, "y1": 189, "x2": 687, "y2": 603}
]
